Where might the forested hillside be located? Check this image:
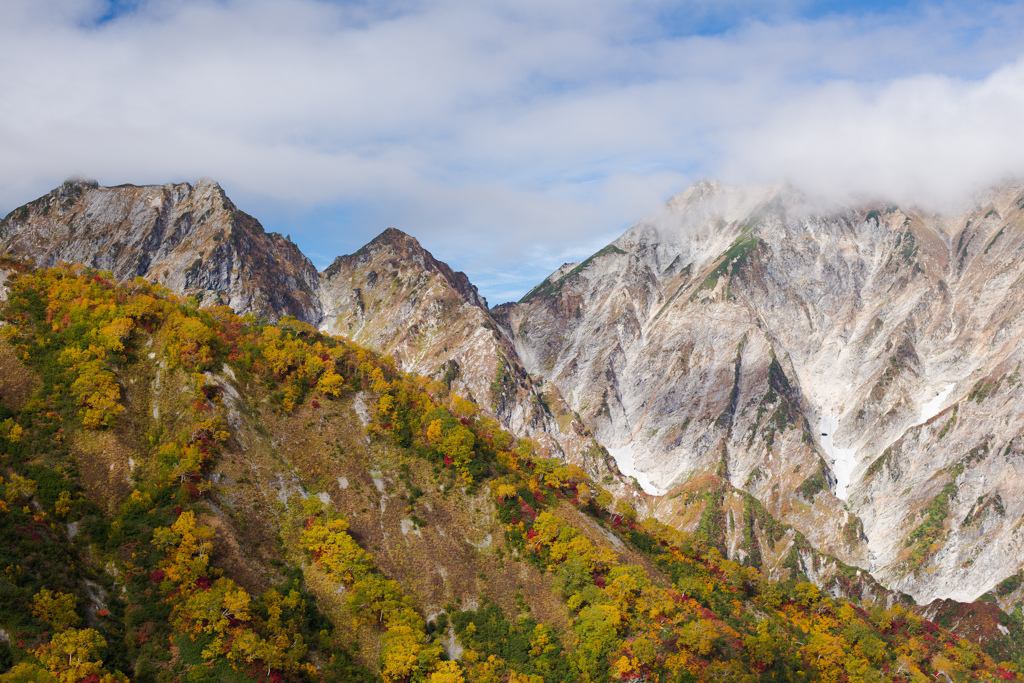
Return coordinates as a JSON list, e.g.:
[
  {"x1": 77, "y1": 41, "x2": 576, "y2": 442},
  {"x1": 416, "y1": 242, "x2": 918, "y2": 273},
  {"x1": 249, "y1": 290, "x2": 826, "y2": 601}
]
[{"x1": 0, "y1": 260, "x2": 1022, "y2": 683}]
